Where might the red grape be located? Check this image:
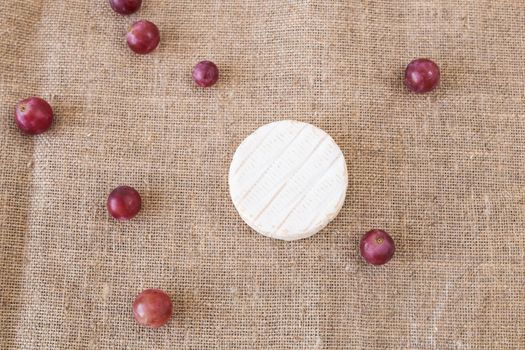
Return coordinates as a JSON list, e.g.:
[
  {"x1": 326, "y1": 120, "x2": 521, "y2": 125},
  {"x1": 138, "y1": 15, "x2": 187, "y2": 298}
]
[
  {"x1": 109, "y1": 0, "x2": 142, "y2": 15},
  {"x1": 14, "y1": 97, "x2": 54, "y2": 135},
  {"x1": 133, "y1": 289, "x2": 173, "y2": 328},
  {"x1": 192, "y1": 61, "x2": 219, "y2": 87},
  {"x1": 360, "y1": 229, "x2": 395, "y2": 265},
  {"x1": 126, "y1": 20, "x2": 160, "y2": 55},
  {"x1": 404, "y1": 58, "x2": 440, "y2": 93},
  {"x1": 107, "y1": 186, "x2": 141, "y2": 220}
]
